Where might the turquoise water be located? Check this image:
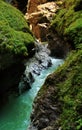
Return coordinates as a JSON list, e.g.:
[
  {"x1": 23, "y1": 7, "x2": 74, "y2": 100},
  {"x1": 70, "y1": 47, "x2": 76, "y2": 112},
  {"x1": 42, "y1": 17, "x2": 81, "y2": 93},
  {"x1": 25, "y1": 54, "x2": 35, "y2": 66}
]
[{"x1": 0, "y1": 58, "x2": 63, "y2": 130}]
